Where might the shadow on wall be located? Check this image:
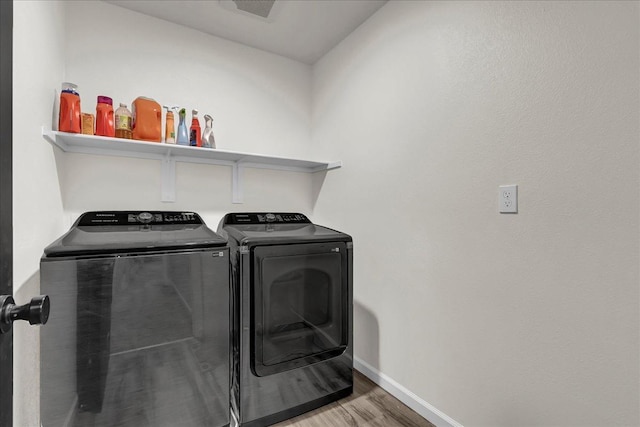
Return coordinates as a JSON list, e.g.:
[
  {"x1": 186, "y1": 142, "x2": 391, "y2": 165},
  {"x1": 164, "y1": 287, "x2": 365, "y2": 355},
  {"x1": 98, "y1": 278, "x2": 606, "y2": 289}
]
[
  {"x1": 14, "y1": 271, "x2": 42, "y2": 427},
  {"x1": 51, "y1": 88, "x2": 70, "y2": 214},
  {"x1": 51, "y1": 88, "x2": 58, "y2": 132},
  {"x1": 353, "y1": 299, "x2": 379, "y2": 370},
  {"x1": 311, "y1": 171, "x2": 327, "y2": 212},
  {"x1": 53, "y1": 147, "x2": 67, "y2": 211}
]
